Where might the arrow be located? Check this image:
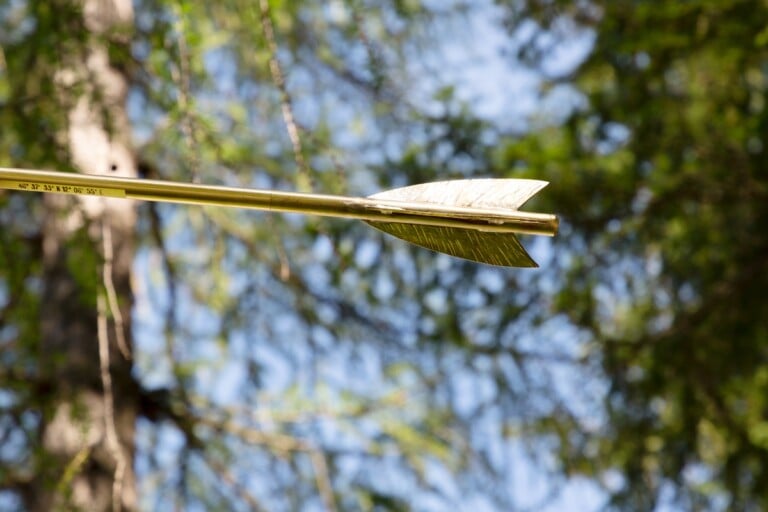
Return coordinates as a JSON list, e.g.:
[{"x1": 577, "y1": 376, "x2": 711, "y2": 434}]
[{"x1": 0, "y1": 167, "x2": 557, "y2": 267}]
